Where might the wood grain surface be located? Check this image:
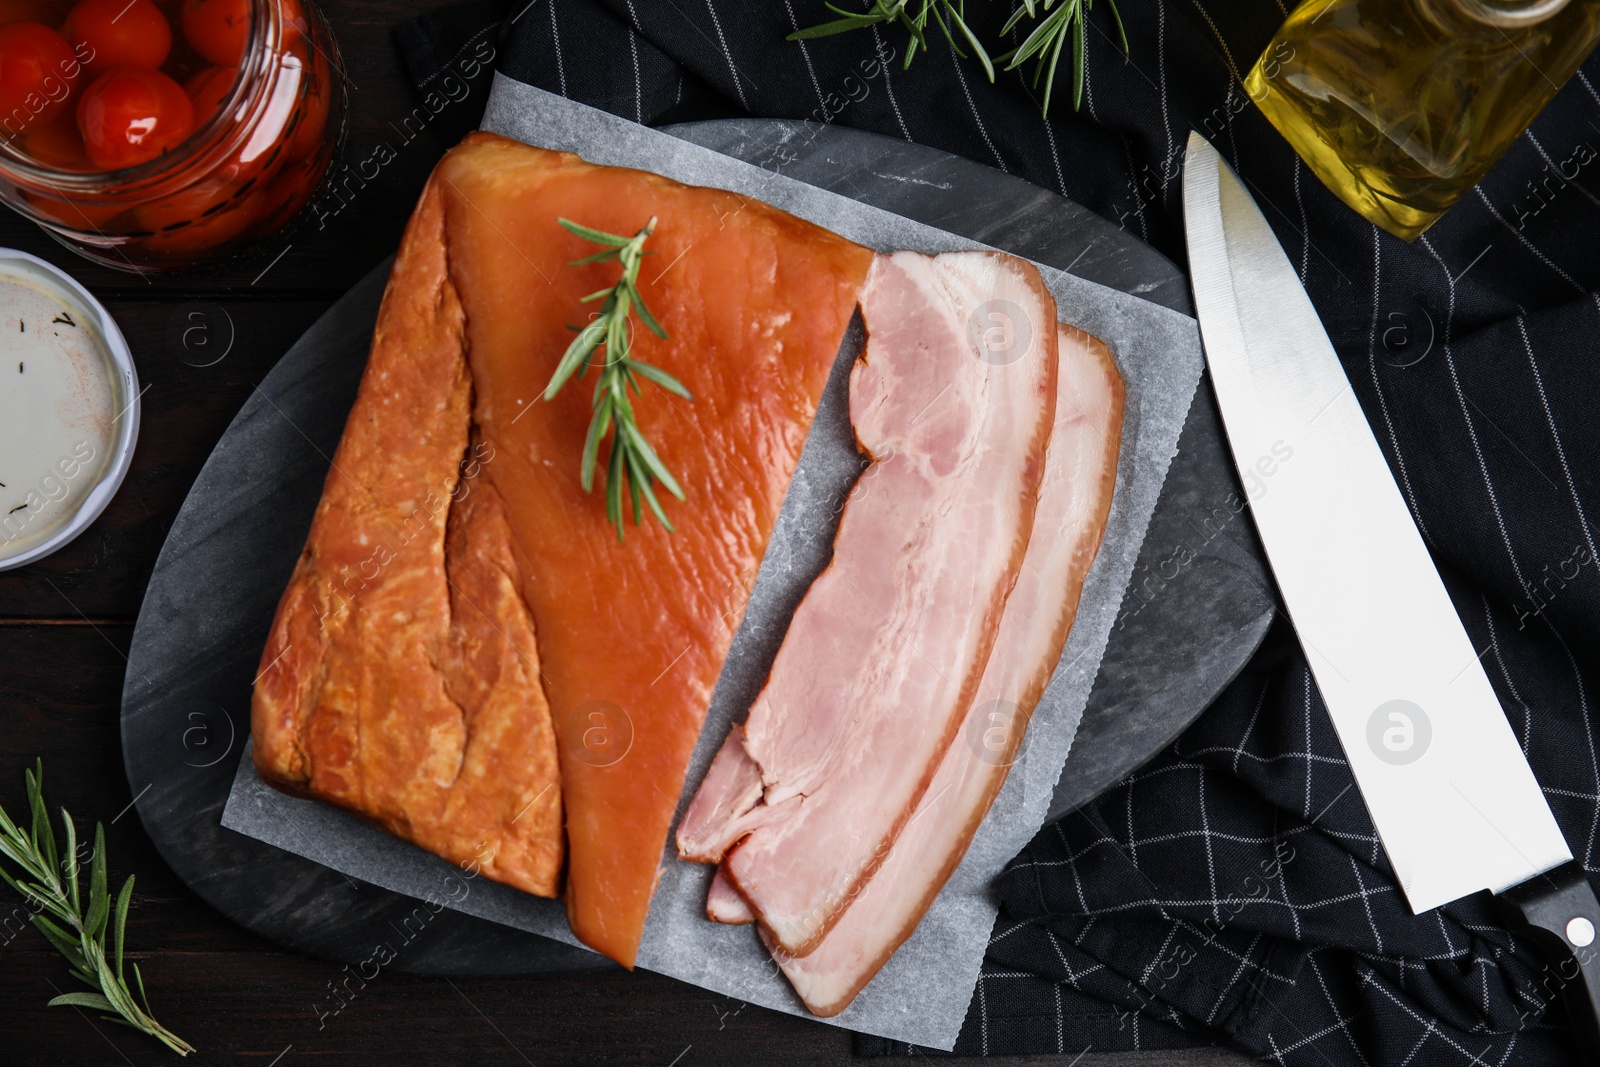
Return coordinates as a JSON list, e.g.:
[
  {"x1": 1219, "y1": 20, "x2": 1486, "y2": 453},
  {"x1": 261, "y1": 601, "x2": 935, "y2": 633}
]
[{"x1": 0, "y1": 3, "x2": 1250, "y2": 1062}]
